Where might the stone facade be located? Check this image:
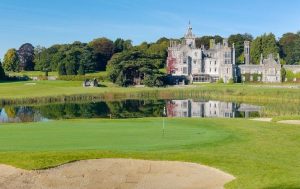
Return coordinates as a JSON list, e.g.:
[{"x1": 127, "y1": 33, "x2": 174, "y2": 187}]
[
  {"x1": 167, "y1": 24, "x2": 235, "y2": 83},
  {"x1": 167, "y1": 24, "x2": 300, "y2": 83},
  {"x1": 238, "y1": 53, "x2": 281, "y2": 83}
]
